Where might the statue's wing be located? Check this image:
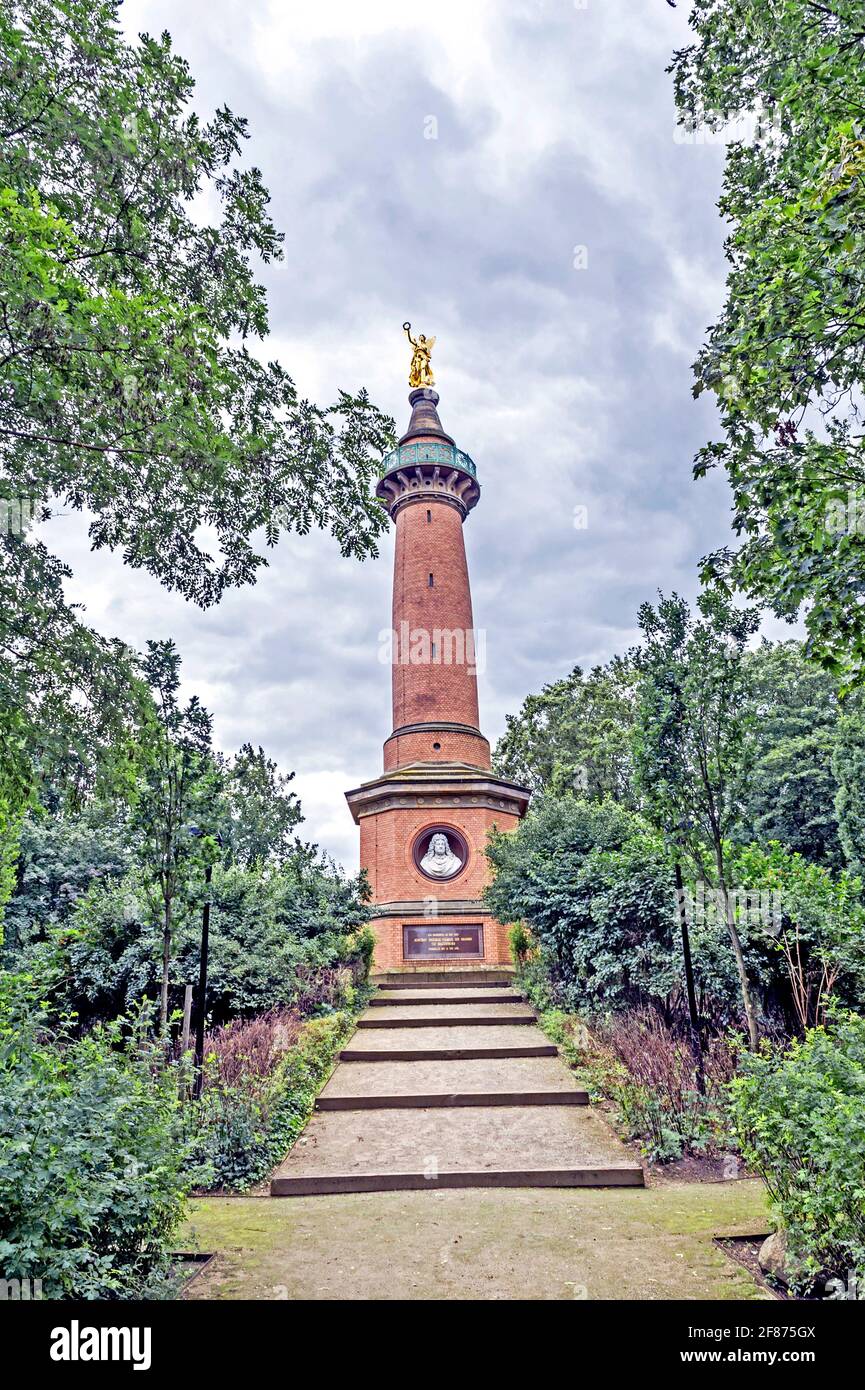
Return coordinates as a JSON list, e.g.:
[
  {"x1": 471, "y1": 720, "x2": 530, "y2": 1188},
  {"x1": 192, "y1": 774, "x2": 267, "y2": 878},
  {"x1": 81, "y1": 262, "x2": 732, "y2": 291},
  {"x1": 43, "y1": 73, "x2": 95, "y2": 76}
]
[{"x1": 426, "y1": 337, "x2": 436, "y2": 350}]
